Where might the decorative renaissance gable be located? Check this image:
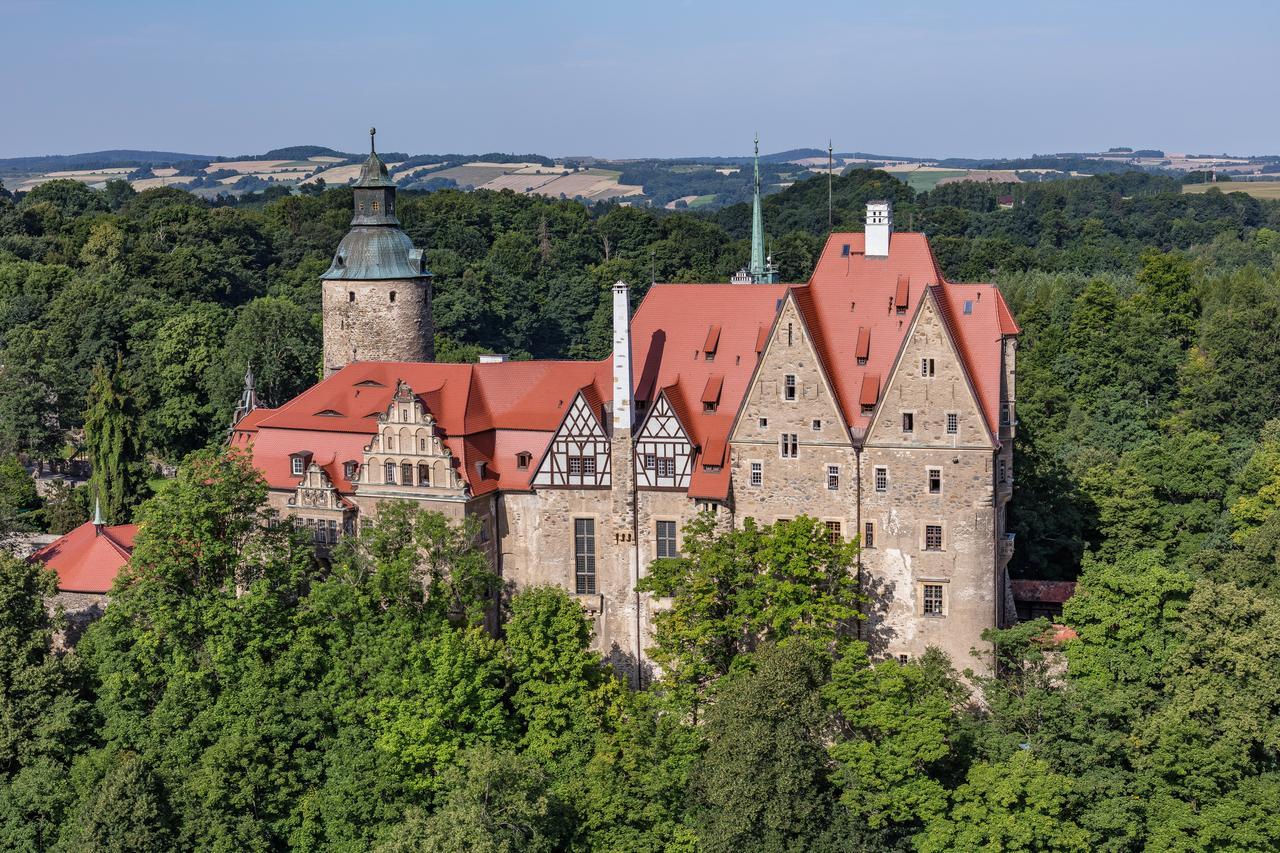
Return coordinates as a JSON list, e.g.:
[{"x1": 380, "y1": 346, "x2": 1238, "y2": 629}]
[{"x1": 357, "y1": 380, "x2": 466, "y2": 497}]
